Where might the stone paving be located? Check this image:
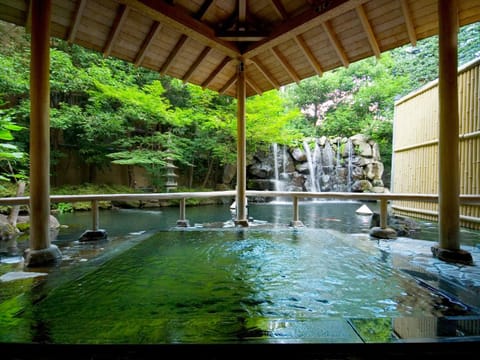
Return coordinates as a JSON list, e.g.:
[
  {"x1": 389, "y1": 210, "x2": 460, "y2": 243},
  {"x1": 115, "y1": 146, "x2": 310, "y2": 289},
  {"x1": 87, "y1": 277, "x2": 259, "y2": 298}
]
[{"x1": 375, "y1": 236, "x2": 480, "y2": 311}]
